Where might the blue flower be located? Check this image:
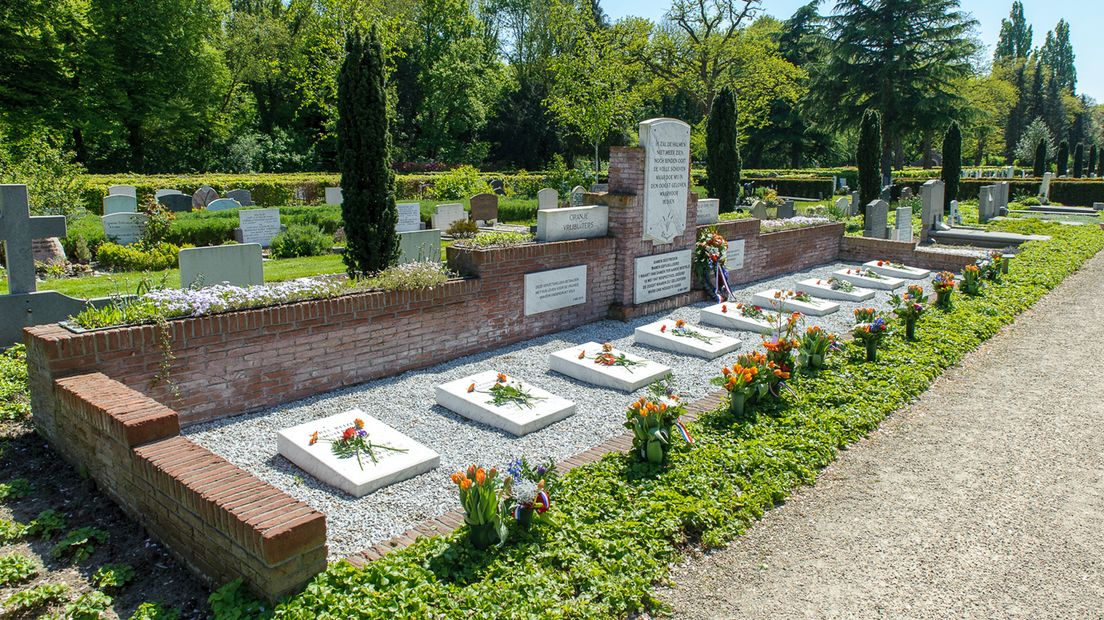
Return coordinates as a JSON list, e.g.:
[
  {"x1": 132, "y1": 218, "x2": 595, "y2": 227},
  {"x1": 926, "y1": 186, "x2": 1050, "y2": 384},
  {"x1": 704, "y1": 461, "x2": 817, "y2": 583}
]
[{"x1": 506, "y1": 458, "x2": 523, "y2": 479}]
